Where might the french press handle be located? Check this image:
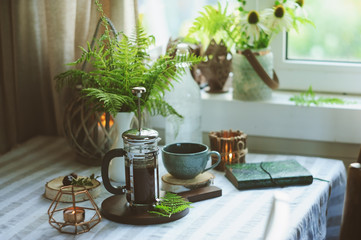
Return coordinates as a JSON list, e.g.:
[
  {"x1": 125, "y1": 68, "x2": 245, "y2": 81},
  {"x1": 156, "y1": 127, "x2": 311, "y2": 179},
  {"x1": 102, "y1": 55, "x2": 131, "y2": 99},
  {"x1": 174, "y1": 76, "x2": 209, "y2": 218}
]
[{"x1": 101, "y1": 148, "x2": 127, "y2": 195}]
